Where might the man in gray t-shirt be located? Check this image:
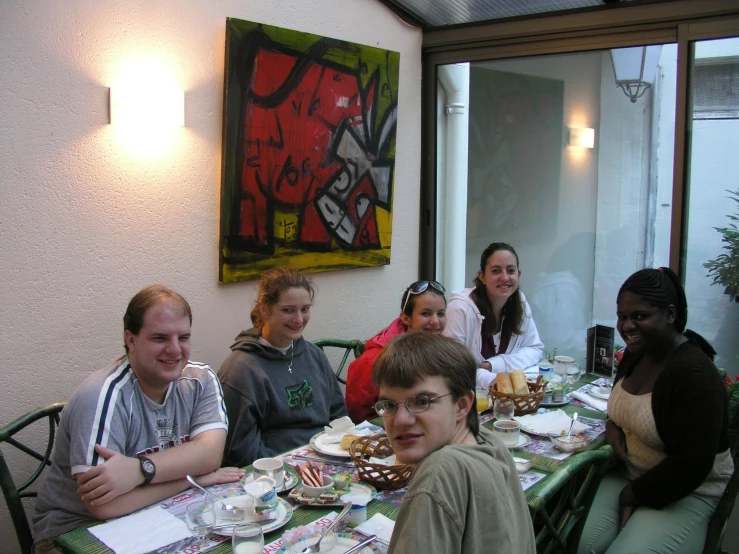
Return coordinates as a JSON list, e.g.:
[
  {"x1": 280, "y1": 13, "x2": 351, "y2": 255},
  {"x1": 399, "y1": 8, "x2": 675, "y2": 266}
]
[{"x1": 33, "y1": 286, "x2": 240, "y2": 546}]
